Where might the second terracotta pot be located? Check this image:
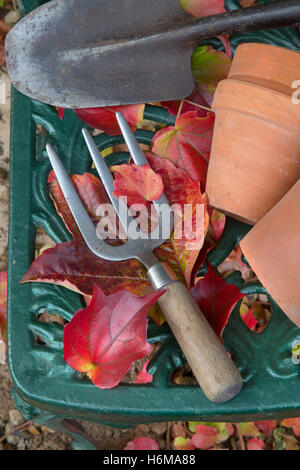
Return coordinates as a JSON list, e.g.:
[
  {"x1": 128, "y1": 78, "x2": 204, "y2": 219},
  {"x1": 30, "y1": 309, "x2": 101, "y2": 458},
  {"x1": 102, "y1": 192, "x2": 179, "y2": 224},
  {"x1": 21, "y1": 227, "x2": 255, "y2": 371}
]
[
  {"x1": 206, "y1": 79, "x2": 300, "y2": 224},
  {"x1": 228, "y1": 42, "x2": 300, "y2": 96},
  {"x1": 240, "y1": 179, "x2": 300, "y2": 328}
]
